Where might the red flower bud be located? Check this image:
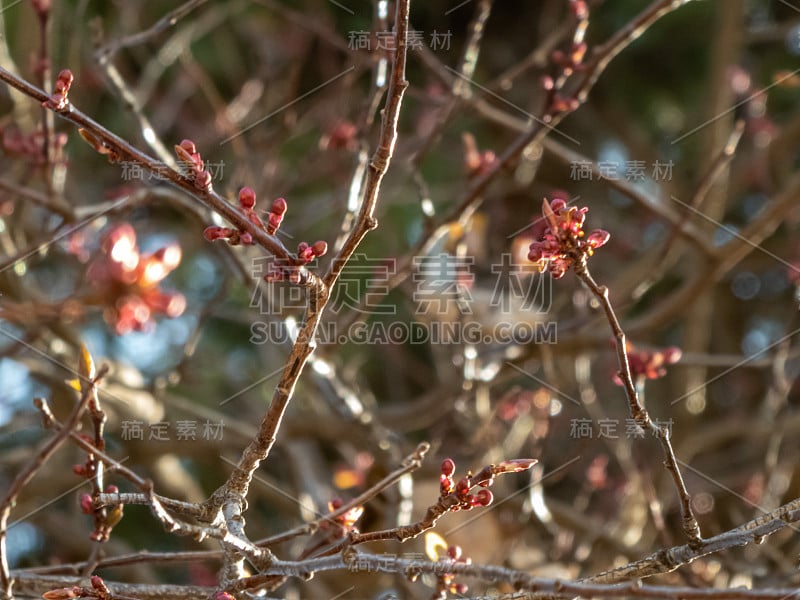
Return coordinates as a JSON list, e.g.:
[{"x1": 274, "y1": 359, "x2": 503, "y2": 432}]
[
  {"x1": 446, "y1": 545, "x2": 462, "y2": 560},
  {"x1": 311, "y1": 240, "x2": 328, "y2": 258},
  {"x1": 239, "y1": 187, "x2": 257, "y2": 209},
  {"x1": 455, "y1": 477, "x2": 471, "y2": 498},
  {"x1": 475, "y1": 489, "x2": 493, "y2": 506},
  {"x1": 90, "y1": 576, "x2": 108, "y2": 591},
  {"x1": 271, "y1": 197, "x2": 287, "y2": 216},
  {"x1": 440, "y1": 473, "x2": 454, "y2": 495},
  {"x1": 79, "y1": 493, "x2": 94, "y2": 514},
  {"x1": 441, "y1": 458, "x2": 456, "y2": 477},
  {"x1": 179, "y1": 139, "x2": 197, "y2": 155},
  {"x1": 586, "y1": 229, "x2": 610, "y2": 249},
  {"x1": 105, "y1": 485, "x2": 118, "y2": 494},
  {"x1": 297, "y1": 242, "x2": 313, "y2": 262},
  {"x1": 267, "y1": 213, "x2": 283, "y2": 234},
  {"x1": 204, "y1": 226, "x2": 231, "y2": 242}
]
